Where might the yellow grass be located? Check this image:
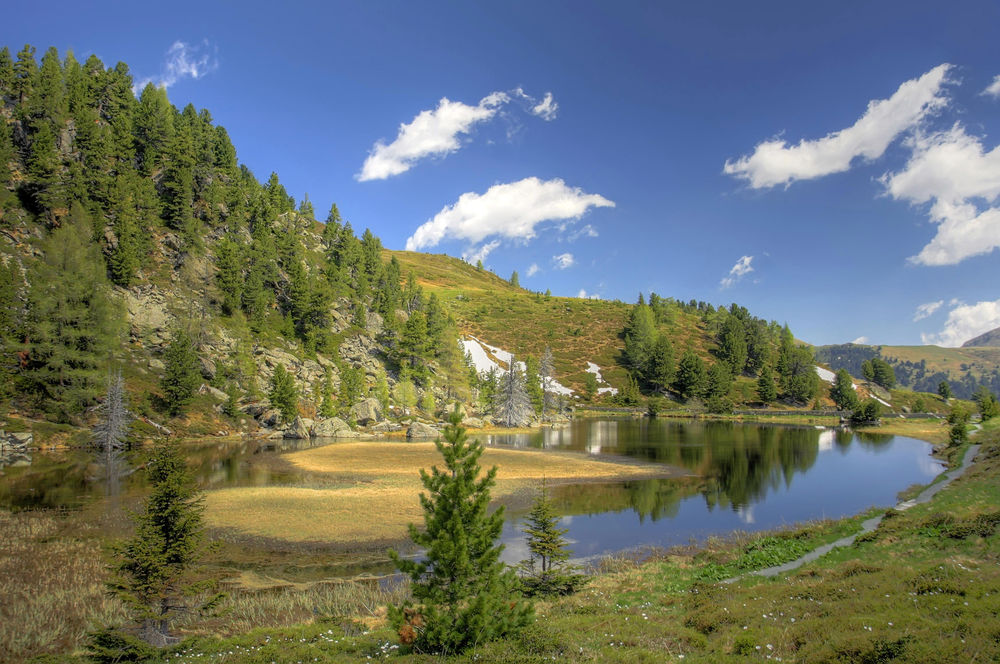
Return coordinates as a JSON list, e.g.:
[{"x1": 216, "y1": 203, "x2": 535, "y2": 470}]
[{"x1": 204, "y1": 441, "x2": 681, "y2": 544}]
